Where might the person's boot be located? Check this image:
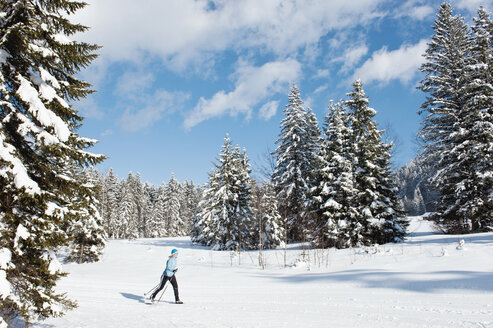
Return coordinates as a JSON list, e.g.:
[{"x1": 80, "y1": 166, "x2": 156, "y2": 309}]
[{"x1": 175, "y1": 300, "x2": 183, "y2": 304}]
